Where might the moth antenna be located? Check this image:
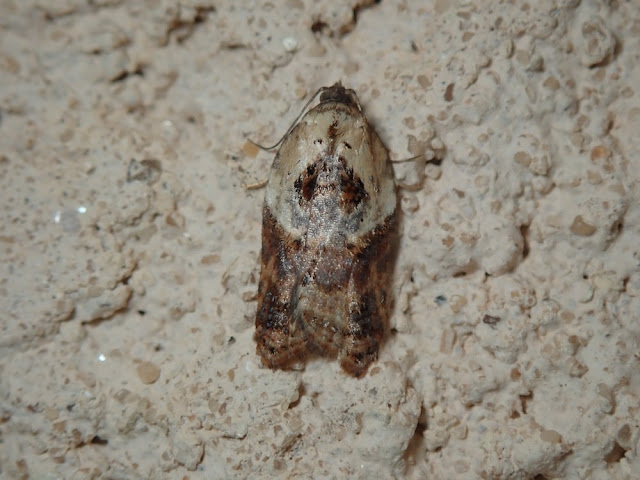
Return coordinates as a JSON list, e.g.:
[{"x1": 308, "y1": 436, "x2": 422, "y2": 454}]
[
  {"x1": 247, "y1": 138, "x2": 281, "y2": 152},
  {"x1": 248, "y1": 85, "x2": 330, "y2": 151},
  {"x1": 391, "y1": 153, "x2": 424, "y2": 163}
]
